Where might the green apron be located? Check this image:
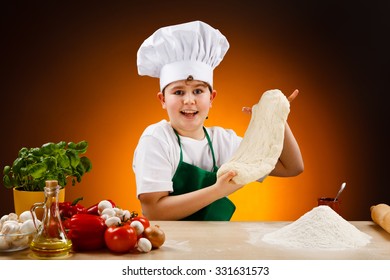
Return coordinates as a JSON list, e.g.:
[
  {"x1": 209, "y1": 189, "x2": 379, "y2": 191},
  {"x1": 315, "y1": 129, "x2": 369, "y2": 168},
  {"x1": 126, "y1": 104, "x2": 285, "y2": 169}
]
[{"x1": 171, "y1": 127, "x2": 236, "y2": 221}]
